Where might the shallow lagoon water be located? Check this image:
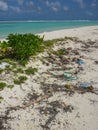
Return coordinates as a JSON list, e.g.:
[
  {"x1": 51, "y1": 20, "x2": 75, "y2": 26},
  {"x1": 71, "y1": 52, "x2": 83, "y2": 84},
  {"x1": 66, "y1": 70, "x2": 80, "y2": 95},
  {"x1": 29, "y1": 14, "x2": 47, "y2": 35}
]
[{"x1": 0, "y1": 20, "x2": 98, "y2": 39}]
